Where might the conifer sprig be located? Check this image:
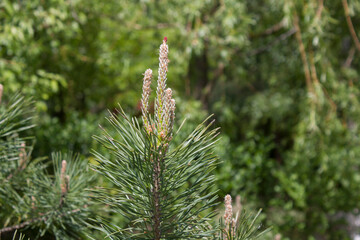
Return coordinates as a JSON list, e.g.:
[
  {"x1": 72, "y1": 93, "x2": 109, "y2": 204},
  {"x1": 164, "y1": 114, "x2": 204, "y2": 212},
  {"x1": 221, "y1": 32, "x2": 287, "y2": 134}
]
[
  {"x1": 26, "y1": 153, "x2": 94, "y2": 239},
  {"x1": 93, "y1": 38, "x2": 219, "y2": 239},
  {"x1": 0, "y1": 86, "x2": 95, "y2": 238},
  {"x1": 0, "y1": 85, "x2": 35, "y2": 184},
  {"x1": 218, "y1": 195, "x2": 271, "y2": 240},
  {"x1": 0, "y1": 91, "x2": 35, "y2": 138}
]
